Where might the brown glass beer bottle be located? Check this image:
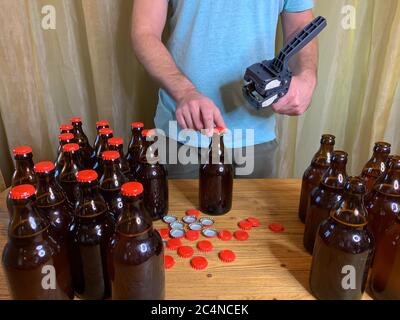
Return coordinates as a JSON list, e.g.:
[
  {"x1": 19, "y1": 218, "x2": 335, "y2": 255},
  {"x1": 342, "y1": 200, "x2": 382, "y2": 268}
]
[
  {"x1": 70, "y1": 117, "x2": 96, "y2": 168},
  {"x1": 137, "y1": 129, "x2": 168, "y2": 220},
  {"x1": 93, "y1": 120, "x2": 110, "y2": 151},
  {"x1": 309, "y1": 177, "x2": 374, "y2": 300},
  {"x1": 59, "y1": 124, "x2": 74, "y2": 134},
  {"x1": 99, "y1": 151, "x2": 127, "y2": 219},
  {"x1": 199, "y1": 127, "x2": 233, "y2": 215},
  {"x1": 108, "y1": 137, "x2": 132, "y2": 180},
  {"x1": 360, "y1": 142, "x2": 391, "y2": 193},
  {"x1": 55, "y1": 133, "x2": 75, "y2": 179},
  {"x1": 126, "y1": 122, "x2": 144, "y2": 180},
  {"x1": 298, "y1": 134, "x2": 335, "y2": 223},
  {"x1": 58, "y1": 143, "x2": 84, "y2": 204},
  {"x1": 2, "y1": 184, "x2": 73, "y2": 299},
  {"x1": 93, "y1": 127, "x2": 113, "y2": 175},
  {"x1": 369, "y1": 213, "x2": 400, "y2": 299},
  {"x1": 364, "y1": 155, "x2": 400, "y2": 247},
  {"x1": 304, "y1": 150, "x2": 348, "y2": 254},
  {"x1": 70, "y1": 170, "x2": 115, "y2": 299},
  {"x1": 109, "y1": 182, "x2": 165, "y2": 300}
]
